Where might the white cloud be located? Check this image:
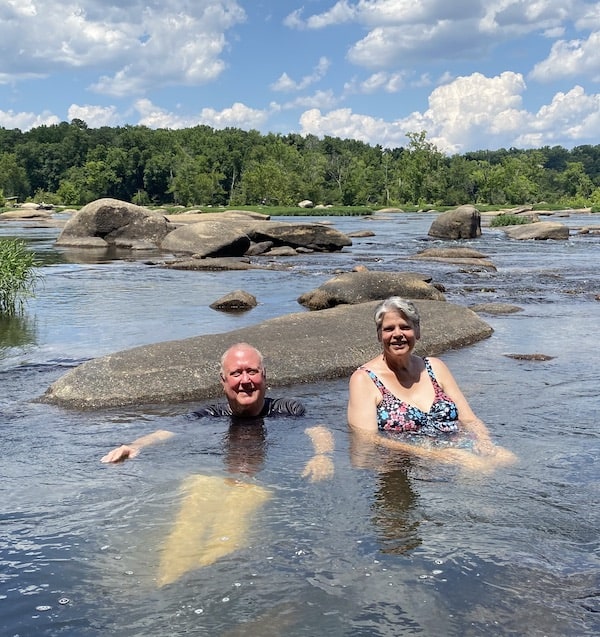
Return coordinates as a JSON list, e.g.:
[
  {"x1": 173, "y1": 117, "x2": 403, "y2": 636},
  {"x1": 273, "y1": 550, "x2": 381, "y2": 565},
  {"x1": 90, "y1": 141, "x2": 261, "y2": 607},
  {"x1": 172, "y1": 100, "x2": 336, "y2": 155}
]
[
  {"x1": 299, "y1": 72, "x2": 600, "y2": 153},
  {"x1": 299, "y1": 107, "x2": 408, "y2": 146},
  {"x1": 0, "y1": 109, "x2": 59, "y2": 131},
  {"x1": 133, "y1": 99, "x2": 271, "y2": 130},
  {"x1": 285, "y1": 1, "x2": 356, "y2": 29},
  {"x1": 281, "y1": 90, "x2": 338, "y2": 111},
  {"x1": 515, "y1": 85, "x2": 600, "y2": 146},
  {"x1": 271, "y1": 57, "x2": 331, "y2": 92},
  {"x1": 198, "y1": 102, "x2": 271, "y2": 129},
  {"x1": 0, "y1": 1, "x2": 246, "y2": 95},
  {"x1": 67, "y1": 104, "x2": 121, "y2": 128},
  {"x1": 530, "y1": 31, "x2": 600, "y2": 82},
  {"x1": 344, "y1": 71, "x2": 406, "y2": 94}
]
